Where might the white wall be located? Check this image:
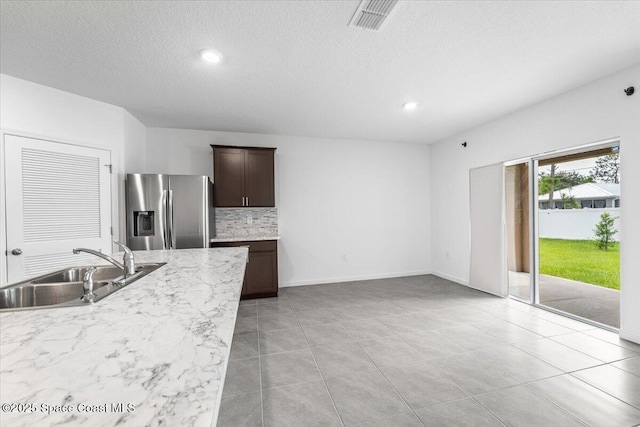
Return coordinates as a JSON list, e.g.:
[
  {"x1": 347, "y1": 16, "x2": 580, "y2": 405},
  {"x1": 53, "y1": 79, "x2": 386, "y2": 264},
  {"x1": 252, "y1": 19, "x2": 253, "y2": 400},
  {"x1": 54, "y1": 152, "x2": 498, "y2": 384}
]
[
  {"x1": 0, "y1": 74, "x2": 146, "y2": 284},
  {"x1": 146, "y1": 128, "x2": 432, "y2": 287},
  {"x1": 539, "y1": 208, "x2": 621, "y2": 240},
  {"x1": 123, "y1": 110, "x2": 147, "y2": 173},
  {"x1": 430, "y1": 64, "x2": 640, "y2": 343}
]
